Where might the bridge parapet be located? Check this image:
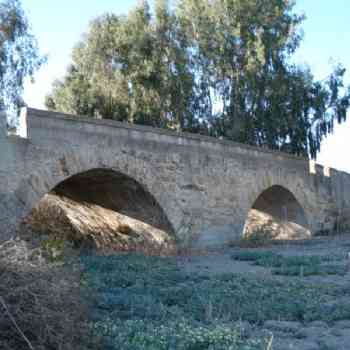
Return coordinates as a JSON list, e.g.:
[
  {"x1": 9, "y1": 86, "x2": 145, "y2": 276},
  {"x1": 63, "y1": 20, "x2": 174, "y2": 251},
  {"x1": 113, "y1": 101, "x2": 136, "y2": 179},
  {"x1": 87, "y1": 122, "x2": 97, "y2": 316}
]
[
  {"x1": 309, "y1": 160, "x2": 333, "y2": 178},
  {"x1": 22, "y1": 107, "x2": 310, "y2": 162}
]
